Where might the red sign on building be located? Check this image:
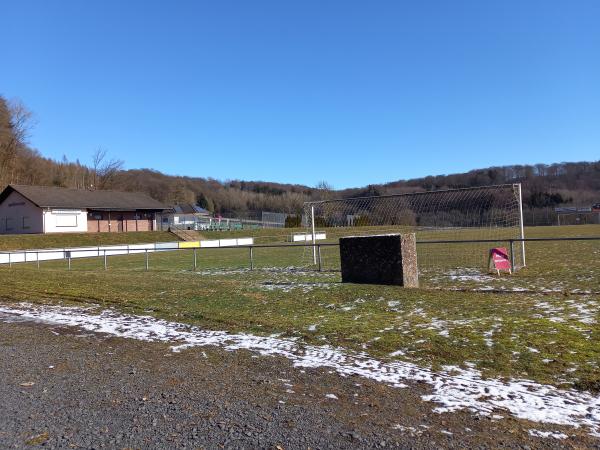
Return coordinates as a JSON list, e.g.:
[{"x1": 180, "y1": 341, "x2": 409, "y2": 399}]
[{"x1": 489, "y1": 247, "x2": 511, "y2": 274}]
